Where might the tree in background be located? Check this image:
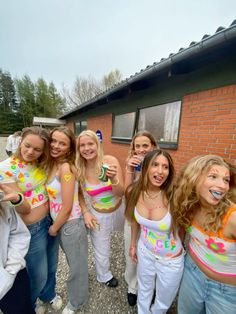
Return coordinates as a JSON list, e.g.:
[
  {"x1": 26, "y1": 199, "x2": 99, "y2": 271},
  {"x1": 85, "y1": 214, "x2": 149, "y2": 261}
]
[
  {"x1": 63, "y1": 69, "x2": 122, "y2": 108},
  {"x1": 14, "y1": 75, "x2": 66, "y2": 128},
  {"x1": 102, "y1": 69, "x2": 122, "y2": 90},
  {"x1": 0, "y1": 69, "x2": 21, "y2": 133},
  {"x1": 15, "y1": 75, "x2": 36, "y2": 127}
]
